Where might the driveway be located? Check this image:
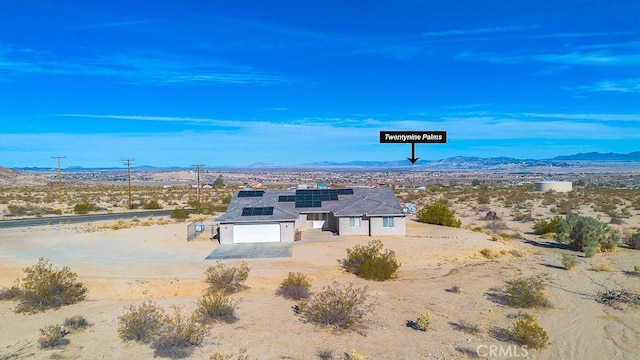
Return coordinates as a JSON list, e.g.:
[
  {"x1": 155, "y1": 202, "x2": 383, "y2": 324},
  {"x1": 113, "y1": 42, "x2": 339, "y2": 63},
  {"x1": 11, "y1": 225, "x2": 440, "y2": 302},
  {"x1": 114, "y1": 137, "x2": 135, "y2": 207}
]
[{"x1": 205, "y1": 242, "x2": 293, "y2": 260}]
